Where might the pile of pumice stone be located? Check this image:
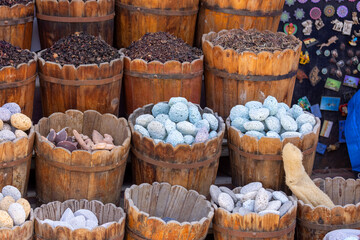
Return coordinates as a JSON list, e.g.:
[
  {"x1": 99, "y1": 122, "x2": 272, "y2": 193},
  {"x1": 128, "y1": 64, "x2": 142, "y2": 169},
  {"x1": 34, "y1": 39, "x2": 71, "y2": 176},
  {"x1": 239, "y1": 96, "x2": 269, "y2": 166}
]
[
  {"x1": 210, "y1": 182, "x2": 293, "y2": 217},
  {"x1": 134, "y1": 97, "x2": 220, "y2": 146},
  {"x1": 229, "y1": 96, "x2": 316, "y2": 140},
  {"x1": 0, "y1": 185, "x2": 31, "y2": 228},
  {"x1": 0, "y1": 102, "x2": 32, "y2": 143},
  {"x1": 40, "y1": 208, "x2": 116, "y2": 230}
]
